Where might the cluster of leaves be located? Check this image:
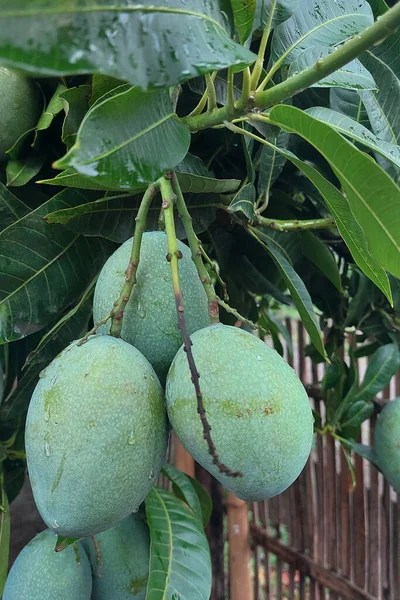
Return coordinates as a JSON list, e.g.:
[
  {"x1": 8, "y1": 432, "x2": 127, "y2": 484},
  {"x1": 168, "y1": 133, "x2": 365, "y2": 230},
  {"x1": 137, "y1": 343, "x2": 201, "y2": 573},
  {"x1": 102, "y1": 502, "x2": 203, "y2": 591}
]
[{"x1": 1, "y1": 0, "x2": 400, "y2": 597}]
